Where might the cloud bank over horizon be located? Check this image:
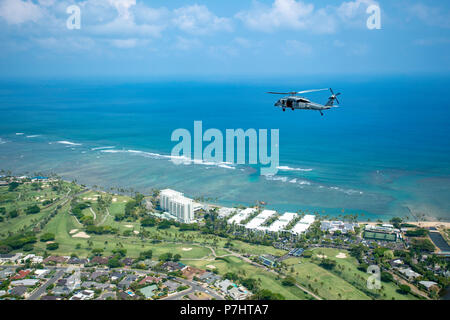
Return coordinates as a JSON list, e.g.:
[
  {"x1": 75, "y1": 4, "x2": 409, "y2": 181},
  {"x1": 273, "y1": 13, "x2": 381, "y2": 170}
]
[{"x1": 0, "y1": 0, "x2": 449, "y2": 77}]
